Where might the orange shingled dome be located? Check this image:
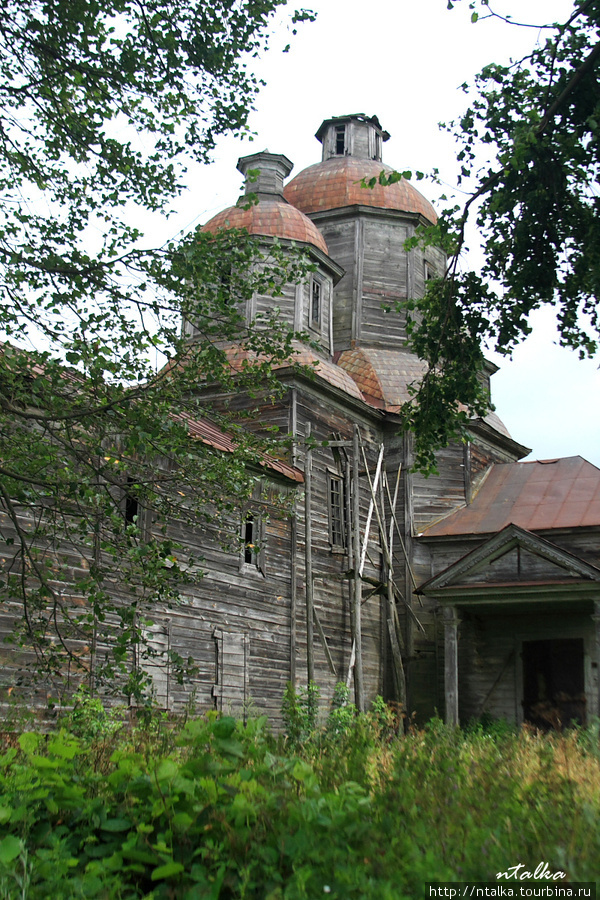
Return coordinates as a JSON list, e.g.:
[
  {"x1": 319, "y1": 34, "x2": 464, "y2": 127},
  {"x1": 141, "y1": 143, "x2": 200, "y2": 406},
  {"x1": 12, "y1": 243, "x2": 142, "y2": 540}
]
[
  {"x1": 283, "y1": 157, "x2": 437, "y2": 222},
  {"x1": 201, "y1": 197, "x2": 329, "y2": 255}
]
